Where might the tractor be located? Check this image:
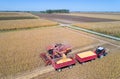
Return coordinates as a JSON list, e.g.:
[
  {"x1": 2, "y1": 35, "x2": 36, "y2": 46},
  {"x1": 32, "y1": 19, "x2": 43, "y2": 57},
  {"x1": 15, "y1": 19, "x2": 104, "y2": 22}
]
[{"x1": 95, "y1": 46, "x2": 107, "y2": 58}]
